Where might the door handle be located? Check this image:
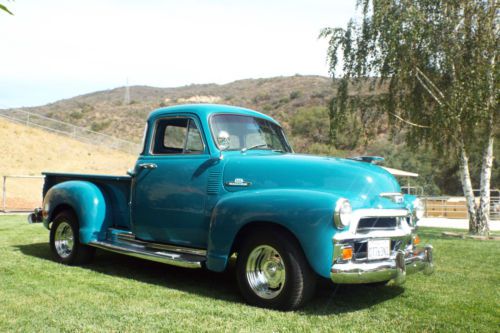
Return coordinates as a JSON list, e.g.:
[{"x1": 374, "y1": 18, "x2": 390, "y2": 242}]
[{"x1": 139, "y1": 163, "x2": 157, "y2": 170}]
